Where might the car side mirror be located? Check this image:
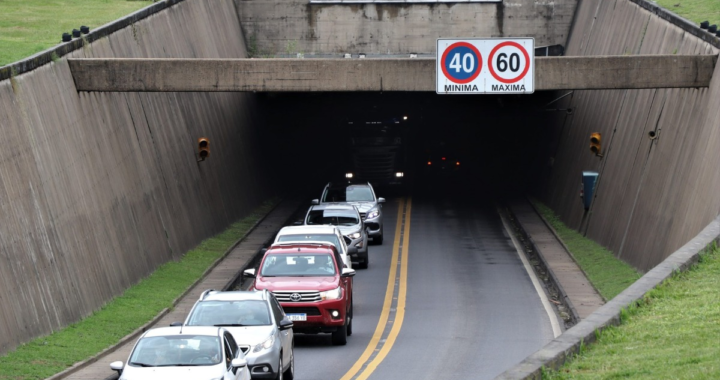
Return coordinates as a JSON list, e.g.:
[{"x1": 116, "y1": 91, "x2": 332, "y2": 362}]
[
  {"x1": 243, "y1": 268, "x2": 256, "y2": 278},
  {"x1": 377, "y1": 197, "x2": 386, "y2": 203},
  {"x1": 110, "y1": 361, "x2": 124, "y2": 373},
  {"x1": 231, "y1": 358, "x2": 248, "y2": 368},
  {"x1": 311, "y1": 199, "x2": 319, "y2": 205},
  {"x1": 279, "y1": 319, "x2": 294, "y2": 330},
  {"x1": 341, "y1": 268, "x2": 356, "y2": 278},
  {"x1": 347, "y1": 246, "x2": 358, "y2": 255},
  {"x1": 169, "y1": 321, "x2": 183, "y2": 327}
]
